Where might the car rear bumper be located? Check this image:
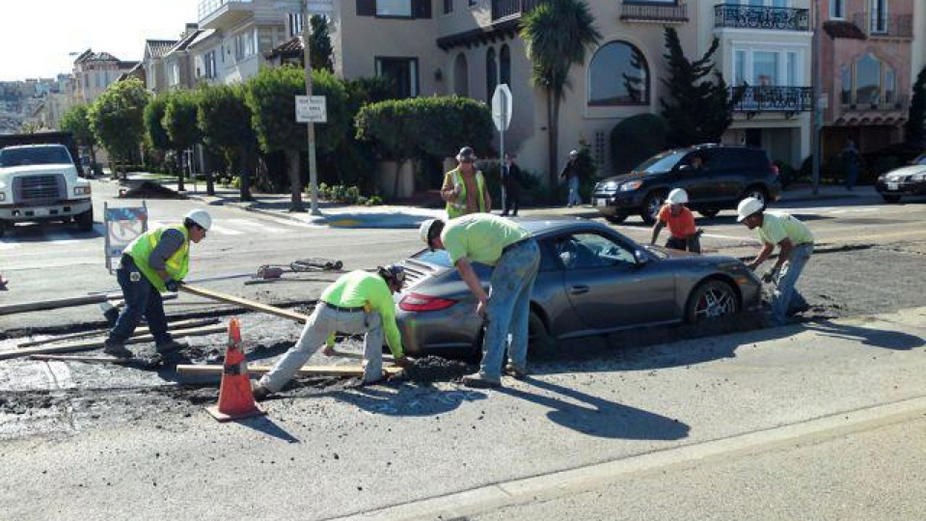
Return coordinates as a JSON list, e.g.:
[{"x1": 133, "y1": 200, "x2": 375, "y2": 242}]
[
  {"x1": 0, "y1": 198, "x2": 92, "y2": 222},
  {"x1": 396, "y1": 305, "x2": 483, "y2": 356}
]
